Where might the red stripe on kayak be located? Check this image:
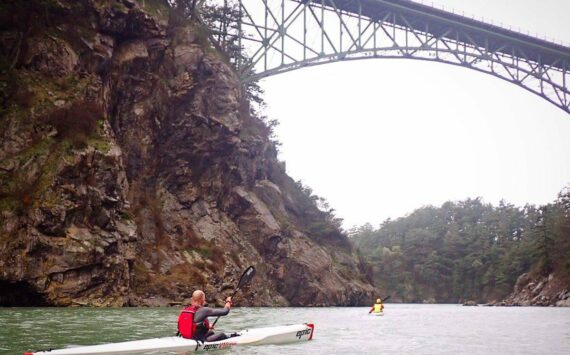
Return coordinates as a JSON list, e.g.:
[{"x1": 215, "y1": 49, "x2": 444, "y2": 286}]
[
  {"x1": 24, "y1": 353, "x2": 34, "y2": 355},
  {"x1": 307, "y1": 323, "x2": 315, "y2": 341}
]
